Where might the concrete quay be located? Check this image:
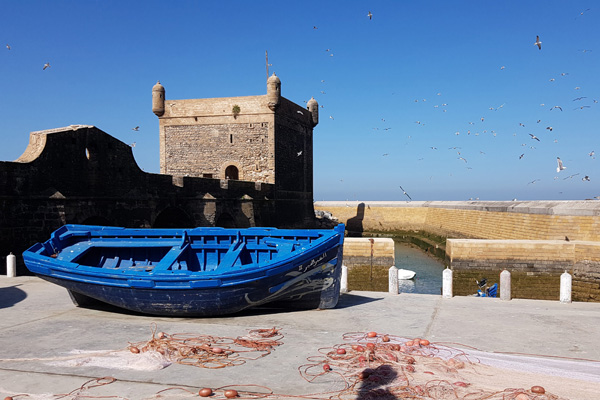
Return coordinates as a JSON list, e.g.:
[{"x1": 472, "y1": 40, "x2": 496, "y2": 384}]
[{"x1": 1, "y1": 276, "x2": 600, "y2": 399}]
